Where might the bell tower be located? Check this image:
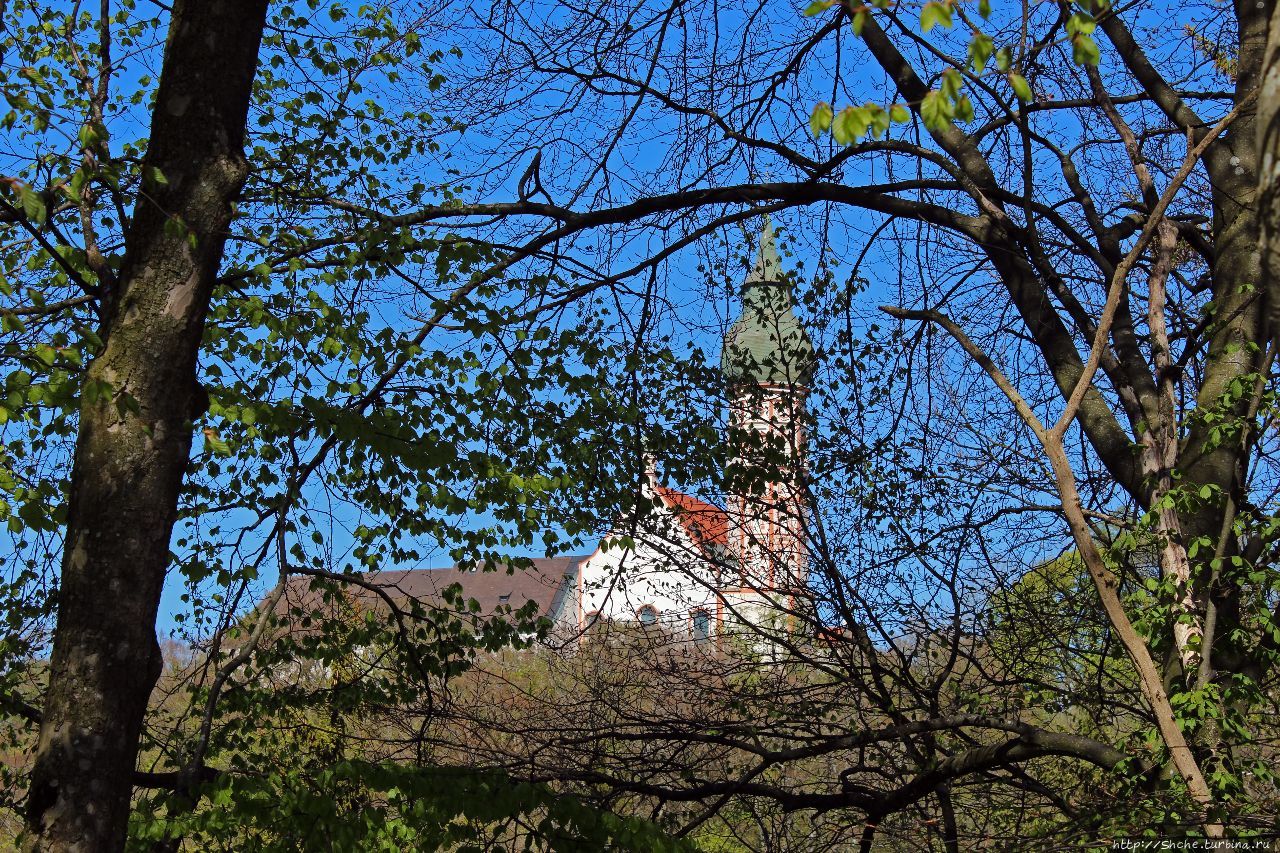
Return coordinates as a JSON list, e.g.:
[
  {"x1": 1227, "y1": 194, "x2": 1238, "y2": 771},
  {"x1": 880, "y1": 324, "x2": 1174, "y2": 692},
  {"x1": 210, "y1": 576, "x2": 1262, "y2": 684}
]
[{"x1": 721, "y1": 219, "x2": 814, "y2": 596}]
